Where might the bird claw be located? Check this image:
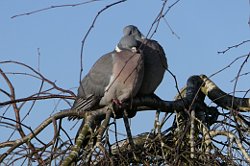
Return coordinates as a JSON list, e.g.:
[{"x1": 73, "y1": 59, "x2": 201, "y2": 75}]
[{"x1": 112, "y1": 99, "x2": 122, "y2": 106}]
